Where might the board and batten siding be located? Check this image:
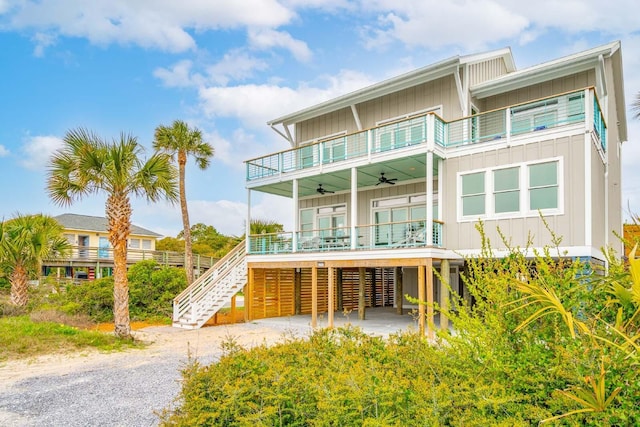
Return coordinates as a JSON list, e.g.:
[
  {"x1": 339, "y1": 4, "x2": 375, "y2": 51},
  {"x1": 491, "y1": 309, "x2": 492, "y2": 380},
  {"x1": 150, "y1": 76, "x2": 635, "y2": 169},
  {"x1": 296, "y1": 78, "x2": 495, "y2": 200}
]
[
  {"x1": 590, "y1": 139, "x2": 607, "y2": 251},
  {"x1": 602, "y1": 54, "x2": 624, "y2": 256},
  {"x1": 468, "y1": 58, "x2": 509, "y2": 87},
  {"x1": 295, "y1": 75, "x2": 464, "y2": 144},
  {"x1": 476, "y1": 70, "x2": 596, "y2": 112},
  {"x1": 442, "y1": 134, "x2": 586, "y2": 251},
  {"x1": 298, "y1": 182, "x2": 431, "y2": 228}
]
